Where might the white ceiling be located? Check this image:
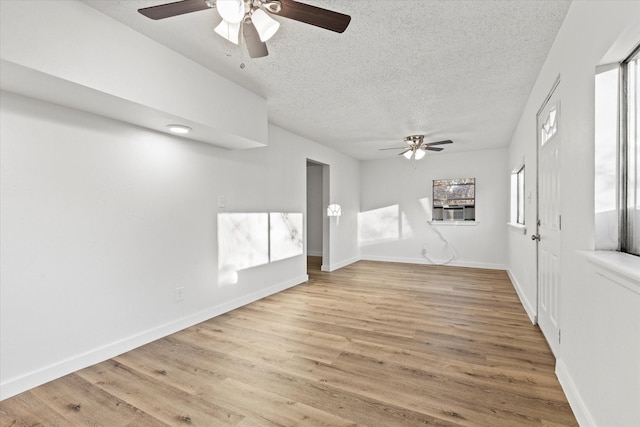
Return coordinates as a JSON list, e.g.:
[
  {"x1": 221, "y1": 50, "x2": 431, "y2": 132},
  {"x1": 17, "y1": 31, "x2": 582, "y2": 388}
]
[{"x1": 82, "y1": 0, "x2": 571, "y2": 160}]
